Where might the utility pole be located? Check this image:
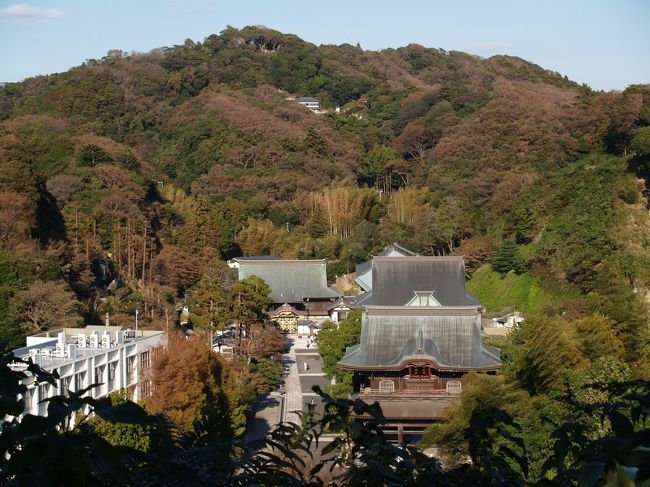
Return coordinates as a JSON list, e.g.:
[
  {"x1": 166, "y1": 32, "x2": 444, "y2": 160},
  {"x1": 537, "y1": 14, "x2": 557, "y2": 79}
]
[
  {"x1": 238, "y1": 289, "x2": 242, "y2": 341},
  {"x1": 135, "y1": 309, "x2": 139, "y2": 336}
]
